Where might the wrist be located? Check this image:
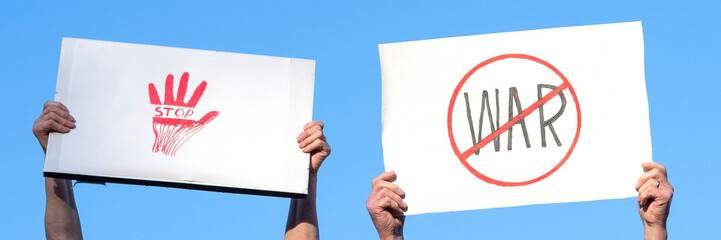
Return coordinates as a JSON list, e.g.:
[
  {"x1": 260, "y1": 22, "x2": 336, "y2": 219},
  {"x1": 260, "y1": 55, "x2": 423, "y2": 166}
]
[
  {"x1": 643, "y1": 225, "x2": 667, "y2": 240},
  {"x1": 377, "y1": 225, "x2": 403, "y2": 240},
  {"x1": 379, "y1": 233, "x2": 403, "y2": 240}
]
